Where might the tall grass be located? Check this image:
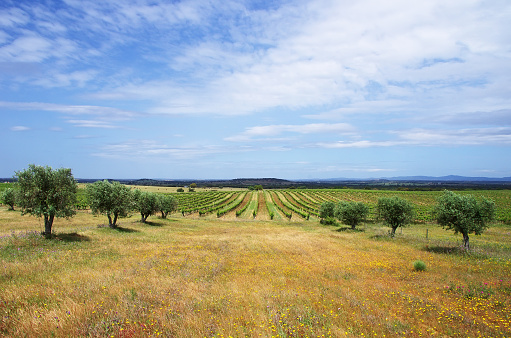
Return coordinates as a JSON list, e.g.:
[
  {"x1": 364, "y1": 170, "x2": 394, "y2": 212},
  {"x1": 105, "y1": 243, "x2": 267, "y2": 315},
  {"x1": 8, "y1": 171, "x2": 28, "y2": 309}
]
[{"x1": 0, "y1": 206, "x2": 510, "y2": 337}]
